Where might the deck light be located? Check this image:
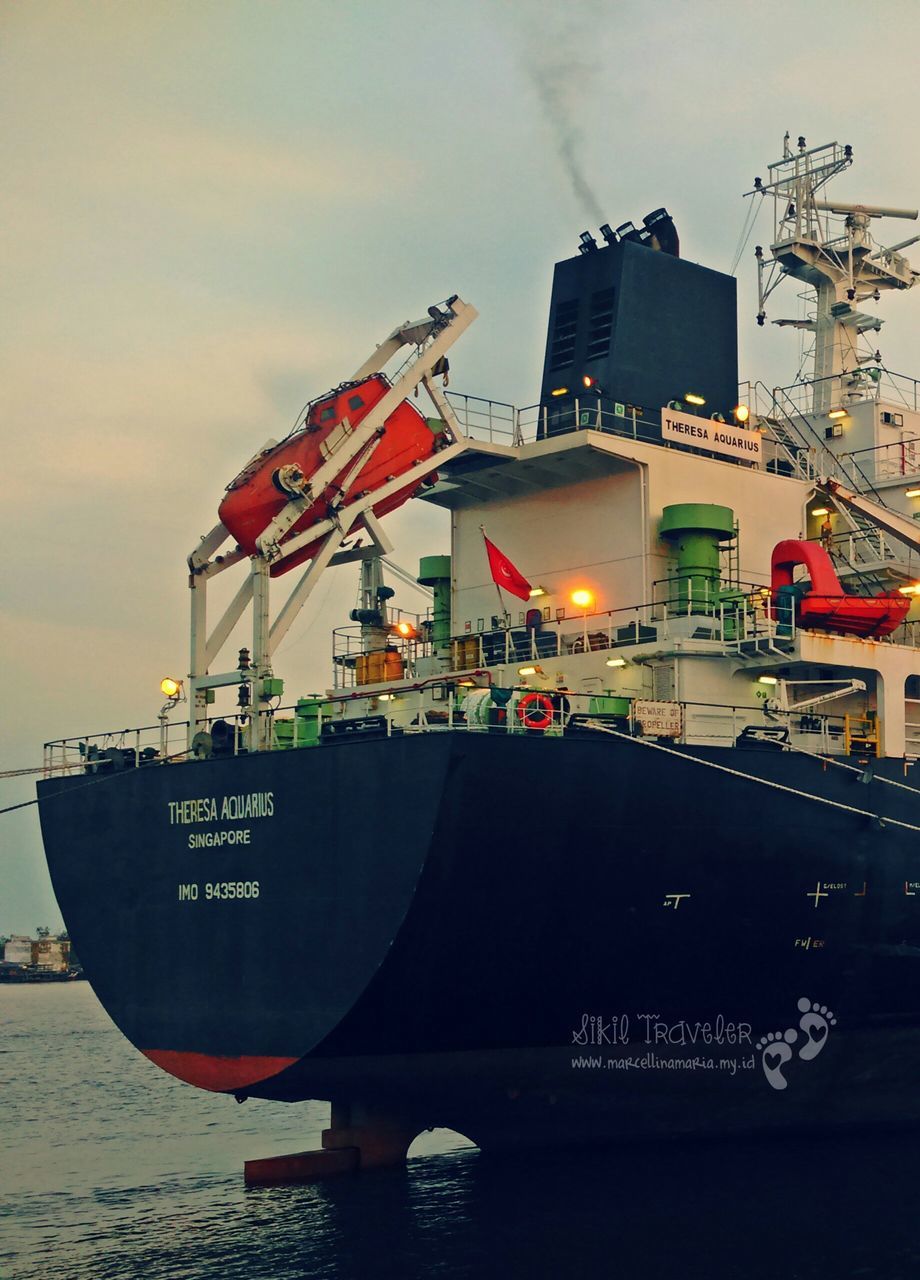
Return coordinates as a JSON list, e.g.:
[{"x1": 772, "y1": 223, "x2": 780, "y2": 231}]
[
  {"x1": 571, "y1": 589, "x2": 594, "y2": 609},
  {"x1": 758, "y1": 675, "x2": 778, "y2": 685},
  {"x1": 898, "y1": 584, "x2": 920, "y2": 596},
  {"x1": 518, "y1": 665, "x2": 543, "y2": 677},
  {"x1": 605, "y1": 657, "x2": 627, "y2": 668},
  {"x1": 528, "y1": 586, "x2": 547, "y2": 598},
  {"x1": 733, "y1": 404, "x2": 750, "y2": 424},
  {"x1": 160, "y1": 677, "x2": 182, "y2": 699},
  {"x1": 827, "y1": 408, "x2": 848, "y2": 420},
  {"x1": 811, "y1": 507, "x2": 831, "y2": 517},
  {"x1": 906, "y1": 488, "x2": 920, "y2": 498},
  {"x1": 393, "y1": 620, "x2": 418, "y2": 639},
  {"x1": 551, "y1": 386, "x2": 569, "y2": 397},
  {"x1": 685, "y1": 393, "x2": 706, "y2": 406}
]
